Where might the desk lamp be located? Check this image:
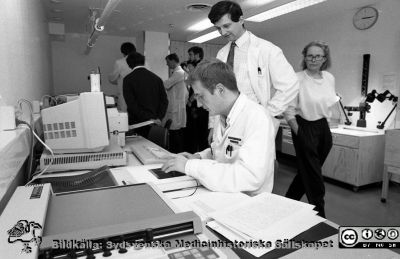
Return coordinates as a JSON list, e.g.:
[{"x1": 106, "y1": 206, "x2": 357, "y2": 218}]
[{"x1": 376, "y1": 90, "x2": 398, "y2": 129}]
